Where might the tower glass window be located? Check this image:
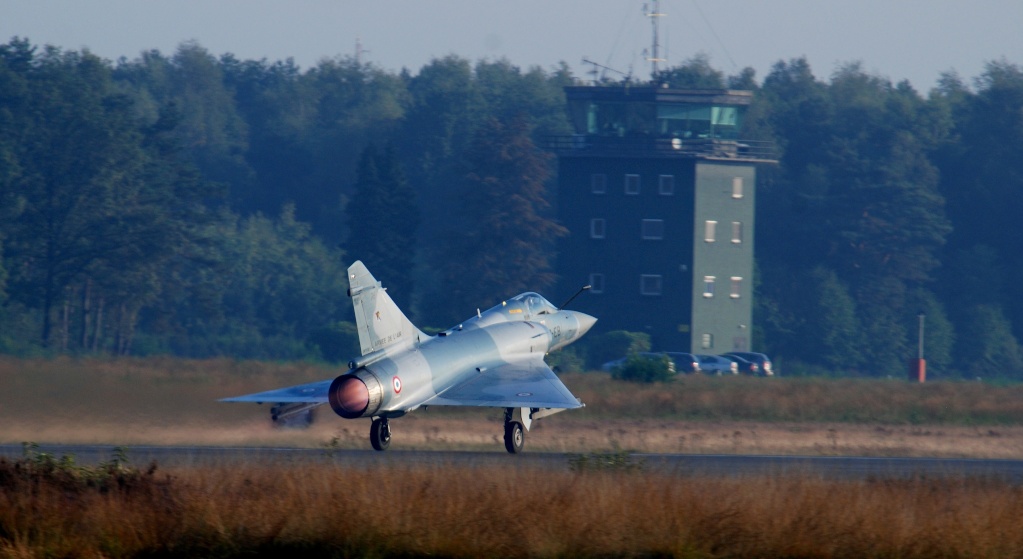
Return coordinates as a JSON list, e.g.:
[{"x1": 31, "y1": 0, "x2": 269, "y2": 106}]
[
  {"x1": 640, "y1": 274, "x2": 663, "y2": 296},
  {"x1": 732, "y1": 177, "x2": 744, "y2": 199},
  {"x1": 730, "y1": 277, "x2": 742, "y2": 298},
  {"x1": 641, "y1": 219, "x2": 664, "y2": 240},
  {"x1": 703, "y1": 276, "x2": 715, "y2": 298},
  {"x1": 590, "y1": 218, "x2": 606, "y2": 239},
  {"x1": 625, "y1": 174, "x2": 641, "y2": 195},
  {"x1": 658, "y1": 175, "x2": 675, "y2": 195},
  {"x1": 732, "y1": 221, "x2": 743, "y2": 244},
  {"x1": 589, "y1": 273, "x2": 605, "y2": 294},
  {"x1": 704, "y1": 220, "x2": 717, "y2": 243},
  {"x1": 591, "y1": 173, "x2": 607, "y2": 194}
]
